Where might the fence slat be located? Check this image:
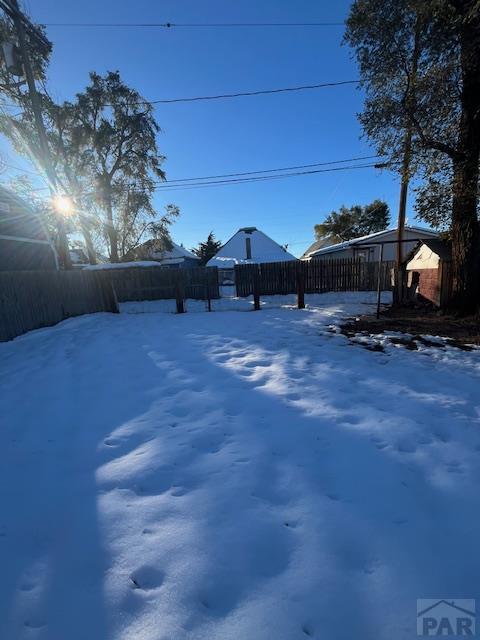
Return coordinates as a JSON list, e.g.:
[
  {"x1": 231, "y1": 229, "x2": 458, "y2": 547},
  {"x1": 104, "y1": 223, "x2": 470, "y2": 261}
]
[
  {"x1": 0, "y1": 270, "x2": 118, "y2": 342},
  {"x1": 95, "y1": 266, "x2": 220, "y2": 302},
  {"x1": 234, "y1": 259, "x2": 395, "y2": 298}
]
